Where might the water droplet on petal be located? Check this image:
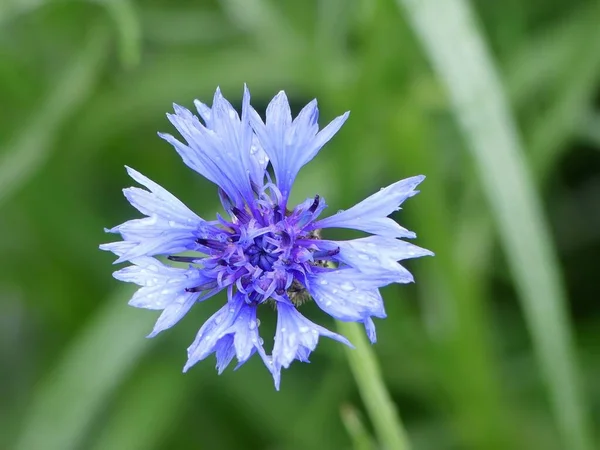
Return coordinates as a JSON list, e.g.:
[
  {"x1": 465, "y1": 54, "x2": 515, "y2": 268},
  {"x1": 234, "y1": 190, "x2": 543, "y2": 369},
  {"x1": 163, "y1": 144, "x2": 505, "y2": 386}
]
[
  {"x1": 319, "y1": 279, "x2": 328, "y2": 285},
  {"x1": 249, "y1": 320, "x2": 257, "y2": 330},
  {"x1": 168, "y1": 220, "x2": 177, "y2": 227},
  {"x1": 299, "y1": 326, "x2": 309, "y2": 333},
  {"x1": 340, "y1": 282, "x2": 354, "y2": 292}
]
